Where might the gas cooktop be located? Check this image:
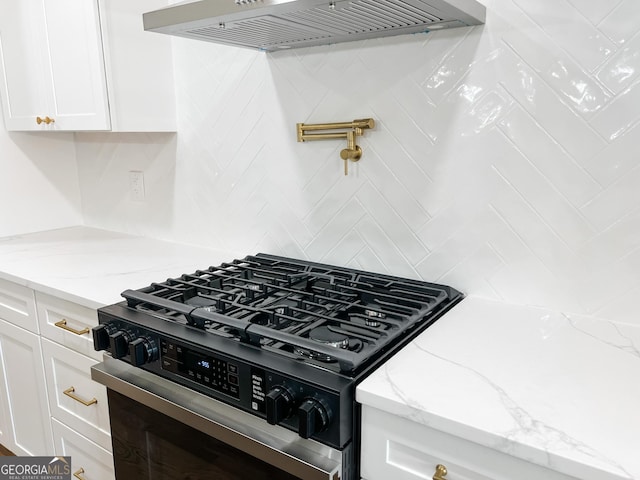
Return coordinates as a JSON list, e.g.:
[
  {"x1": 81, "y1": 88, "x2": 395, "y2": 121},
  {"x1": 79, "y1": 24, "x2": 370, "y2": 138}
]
[
  {"x1": 118, "y1": 253, "x2": 460, "y2": 374},
  {"x1": 93, "y1": 253, "x2": 462, "y2": 450}
]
